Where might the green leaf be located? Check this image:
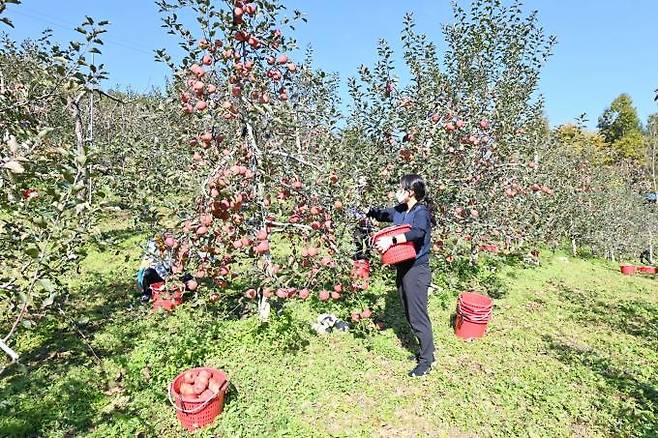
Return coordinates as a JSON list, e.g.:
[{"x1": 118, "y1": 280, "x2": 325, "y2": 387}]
[
  {"x1": 40, "y1": 279, "x2": 55, "y2": 292},
  {"x1": 62, "y1": 171, "x2": 75, "y2": 183},
  {"x1": 25, "y1": 246, "x2": 40, "y2": 258},
  {"x1": 41, "y1": 293, "x2": 56, "y2": 308},
  {"x1": 0, "y1": 17, "x2": 14, "y2": 28}
]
